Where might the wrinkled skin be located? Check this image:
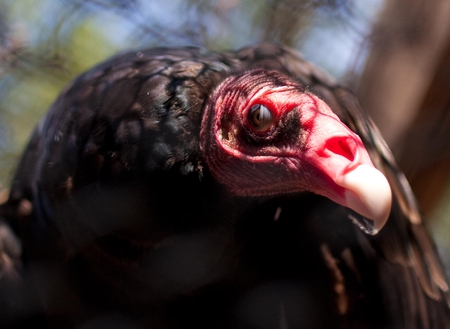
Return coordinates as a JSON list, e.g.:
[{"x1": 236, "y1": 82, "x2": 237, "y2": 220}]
[{"x1": 0, "y1": 44, "x2": 449, "y2": 329}]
